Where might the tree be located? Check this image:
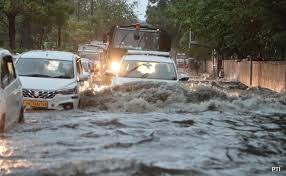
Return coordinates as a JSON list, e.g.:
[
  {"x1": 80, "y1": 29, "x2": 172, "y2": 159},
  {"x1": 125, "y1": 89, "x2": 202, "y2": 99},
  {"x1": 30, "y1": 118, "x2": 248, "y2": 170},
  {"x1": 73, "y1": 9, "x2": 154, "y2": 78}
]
[
  {"x1": 0, "y1": 0, "x2": 22, "y2": 49},
  {"x1": 0, "y1": 0, "x2": 39, "y2": 49},
  {"x1": 146, "y1": 0, "x2": 179, "y2": 47},
  {"x1": 88, "y1": 0, "x2": 137, "y2": 38},
  {"x1": 0, "y1": 0, "x2": 138, "y2": 51},
  {"x1": 146, "y1": 0, "x2": 286, "y2": 60},
  {"x1": 50, "y1": 0, "x2": 74, "y2": 48}
]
